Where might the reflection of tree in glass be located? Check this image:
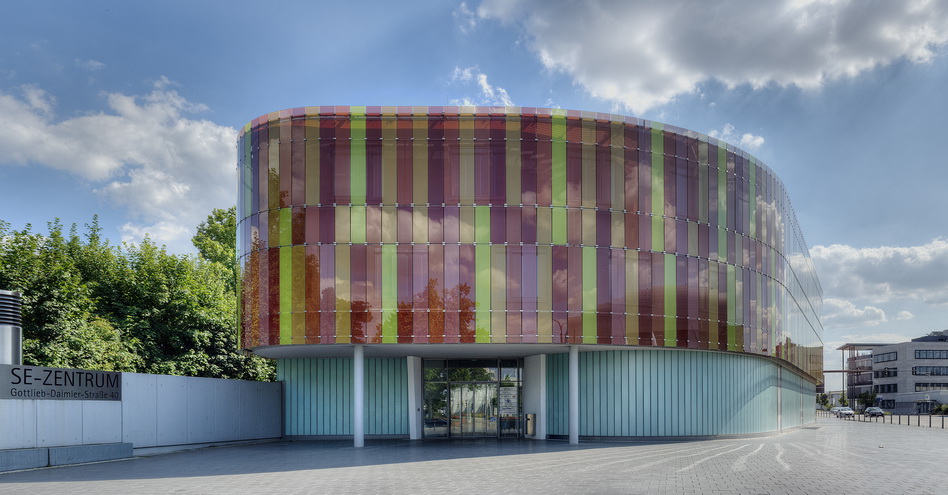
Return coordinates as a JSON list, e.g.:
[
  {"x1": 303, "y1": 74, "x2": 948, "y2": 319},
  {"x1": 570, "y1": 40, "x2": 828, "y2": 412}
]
[{"x1": 448, "y1": 367, "x2": 495, "y2": 382}]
